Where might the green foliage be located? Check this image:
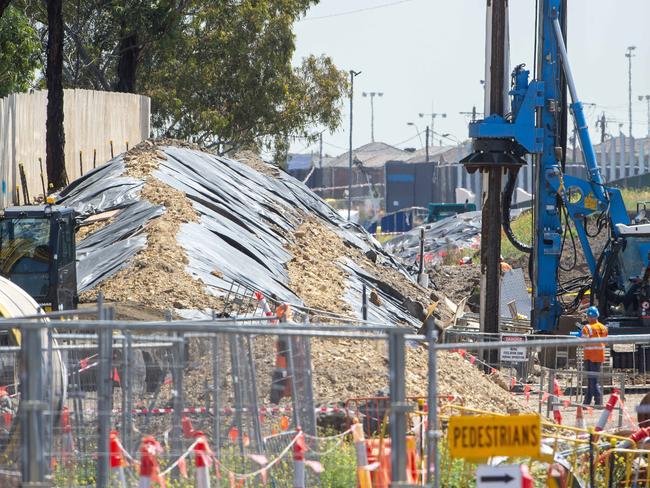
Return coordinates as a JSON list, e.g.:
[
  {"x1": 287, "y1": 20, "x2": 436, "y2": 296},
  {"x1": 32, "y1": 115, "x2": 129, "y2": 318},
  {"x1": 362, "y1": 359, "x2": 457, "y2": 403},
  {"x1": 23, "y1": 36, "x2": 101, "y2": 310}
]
[
  {"x1": 0, "y1": 5, "x2": 41, "y2": 97},
  {"x1": 143, "y1": 1, "x2": 348, "y2": 161},
  {"x1": 15, "y1": 0, "x2": 348, "y2": 161}
]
